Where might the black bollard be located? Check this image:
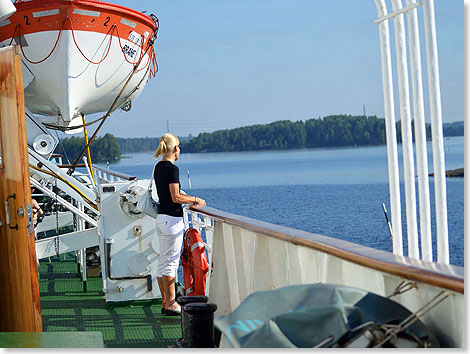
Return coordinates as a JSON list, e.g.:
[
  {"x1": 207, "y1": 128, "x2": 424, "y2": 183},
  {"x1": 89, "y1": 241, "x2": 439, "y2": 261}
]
[
  {"x1": 175, "y1": 296, "x2": 209, "y2": 348},
  {"x1": 183, "y1": 302, "x2": 218, "y2": 348}
]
